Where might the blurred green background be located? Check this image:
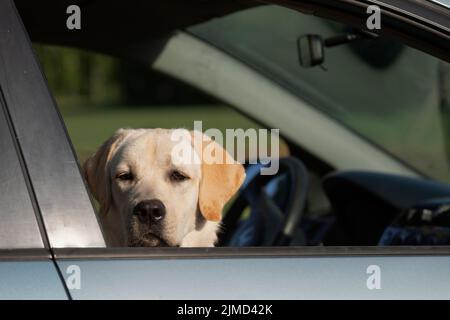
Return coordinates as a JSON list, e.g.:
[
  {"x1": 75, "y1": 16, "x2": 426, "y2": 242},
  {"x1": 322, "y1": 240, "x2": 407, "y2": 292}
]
[{"x1": 34, "y1": 44, "x2": 261, "y2": 163}]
